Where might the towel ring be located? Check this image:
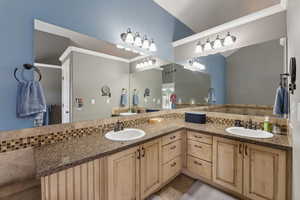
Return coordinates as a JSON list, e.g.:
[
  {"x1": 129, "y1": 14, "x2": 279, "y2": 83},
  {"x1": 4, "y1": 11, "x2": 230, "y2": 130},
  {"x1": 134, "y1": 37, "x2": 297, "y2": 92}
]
[{"x1": 14, "y1": 64, "x2": 42, "y2": 83}]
